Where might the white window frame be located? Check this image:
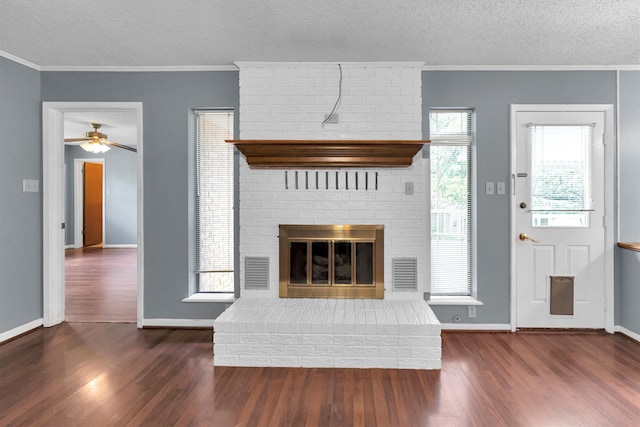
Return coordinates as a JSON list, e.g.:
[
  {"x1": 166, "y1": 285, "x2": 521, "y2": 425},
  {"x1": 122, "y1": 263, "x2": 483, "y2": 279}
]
[
  {"x1": 189, "y1": 109, "x2": 236, "y2": 297},
  {"x1": 429, "y1": 109, "x2": 477, "y2": 302}
]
